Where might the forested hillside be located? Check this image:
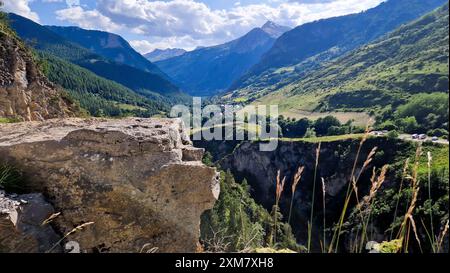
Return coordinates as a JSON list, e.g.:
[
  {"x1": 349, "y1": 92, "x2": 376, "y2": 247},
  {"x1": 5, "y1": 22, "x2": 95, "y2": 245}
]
[
  {"x1": 238, "y1": 3, "x2": 448, "y2": 134},
  {"x1": 230, "y1": 0, "x2": 447, "y2": 93},
  {"x1": 47, "y1": 26, "x2": 169, "y2": 79},
  {"x1": 8, "y1": 13, "x2": 187, "y2": 105},
  {"x1": 40, "y1": 52, "x2": 167, "y2": 117}
]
